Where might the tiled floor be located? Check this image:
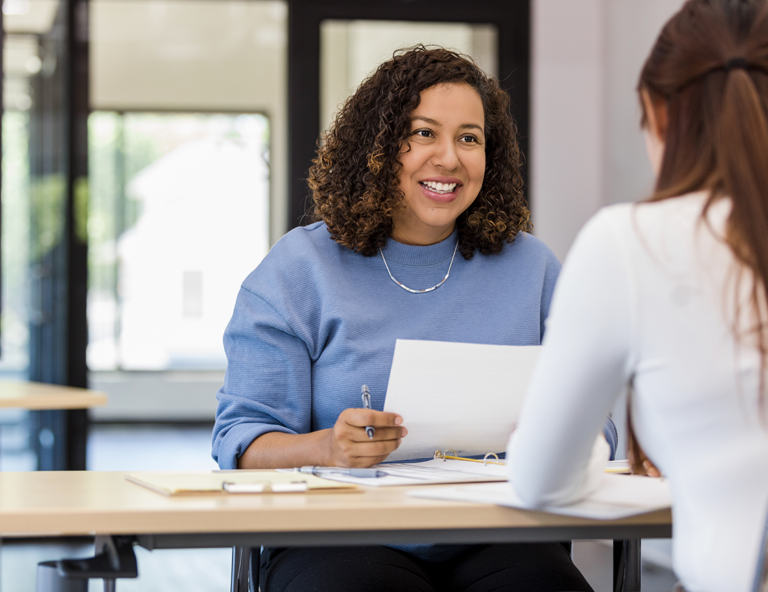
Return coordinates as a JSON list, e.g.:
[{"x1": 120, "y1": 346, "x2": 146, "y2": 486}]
[
  {"x1": 1, "y1": 538, "x2": 233, "y2": 592},
  {"x1": 0, "y1": 423, "x2": 679, "y2": 592}
]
